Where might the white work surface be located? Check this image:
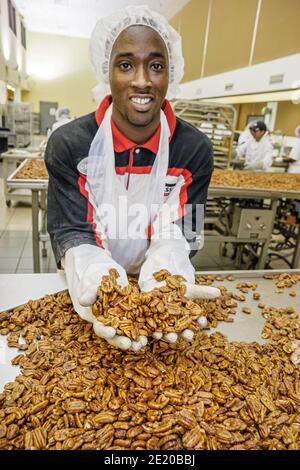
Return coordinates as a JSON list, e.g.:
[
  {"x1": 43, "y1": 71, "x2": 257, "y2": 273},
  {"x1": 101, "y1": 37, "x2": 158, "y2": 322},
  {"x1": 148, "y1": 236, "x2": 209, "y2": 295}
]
[{"x1": 0, "y1": 270, "x2": 299, "y2": 392}]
